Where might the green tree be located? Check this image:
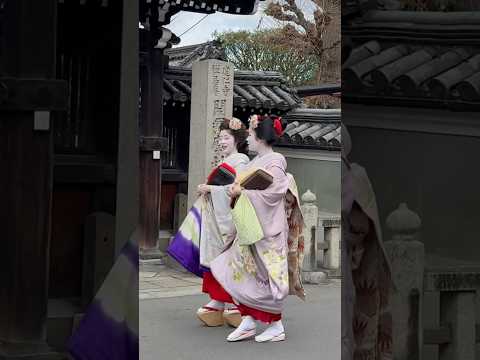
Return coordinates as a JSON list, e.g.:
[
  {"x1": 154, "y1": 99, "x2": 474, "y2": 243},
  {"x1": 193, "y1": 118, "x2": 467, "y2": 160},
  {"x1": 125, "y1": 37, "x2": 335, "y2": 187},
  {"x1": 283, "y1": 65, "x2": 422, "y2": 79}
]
[{"x1": 213, "y1": 29, "x2": 319, "y2": 86}]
